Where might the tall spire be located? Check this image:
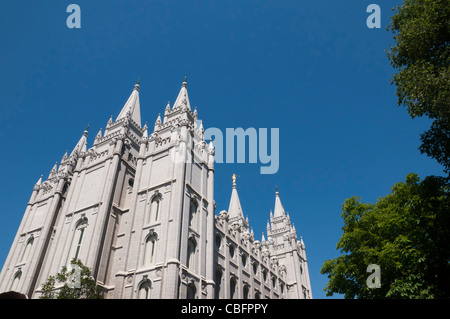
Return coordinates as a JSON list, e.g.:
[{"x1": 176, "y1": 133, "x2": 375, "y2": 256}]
[
  {"x1": 172, "y1": 74, "x2": 191, "y2": 111},
  {"x1": 228, "y1": 174, "x2": 244, "y2": 220},
  {"x1": 116, "y1": 79, "x2": 142, "y2": 127},
  {"x1": 273, "y1": 187, "x2": 286, "y2": 217},
  {"x1": 69, "y1": 126, "x2": 88, "y2": 157}
]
